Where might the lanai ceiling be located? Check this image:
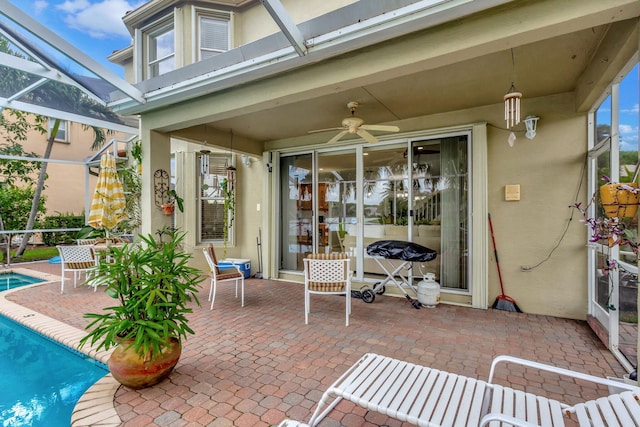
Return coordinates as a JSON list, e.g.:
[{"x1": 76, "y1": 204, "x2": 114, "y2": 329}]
[{"x1": 207, "y1": 26, "x2": 609, "y2": 143}]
